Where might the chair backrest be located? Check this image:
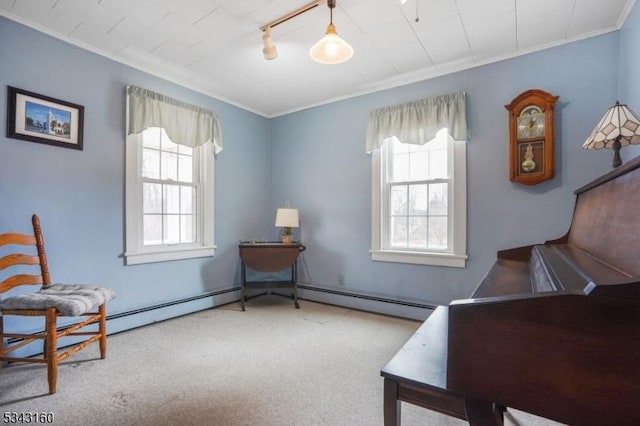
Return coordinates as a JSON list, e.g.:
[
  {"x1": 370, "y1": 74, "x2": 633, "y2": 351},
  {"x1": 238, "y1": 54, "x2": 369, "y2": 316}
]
[{"x1": 0, "y1": 214, "x2": 51, "y2": 294}]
